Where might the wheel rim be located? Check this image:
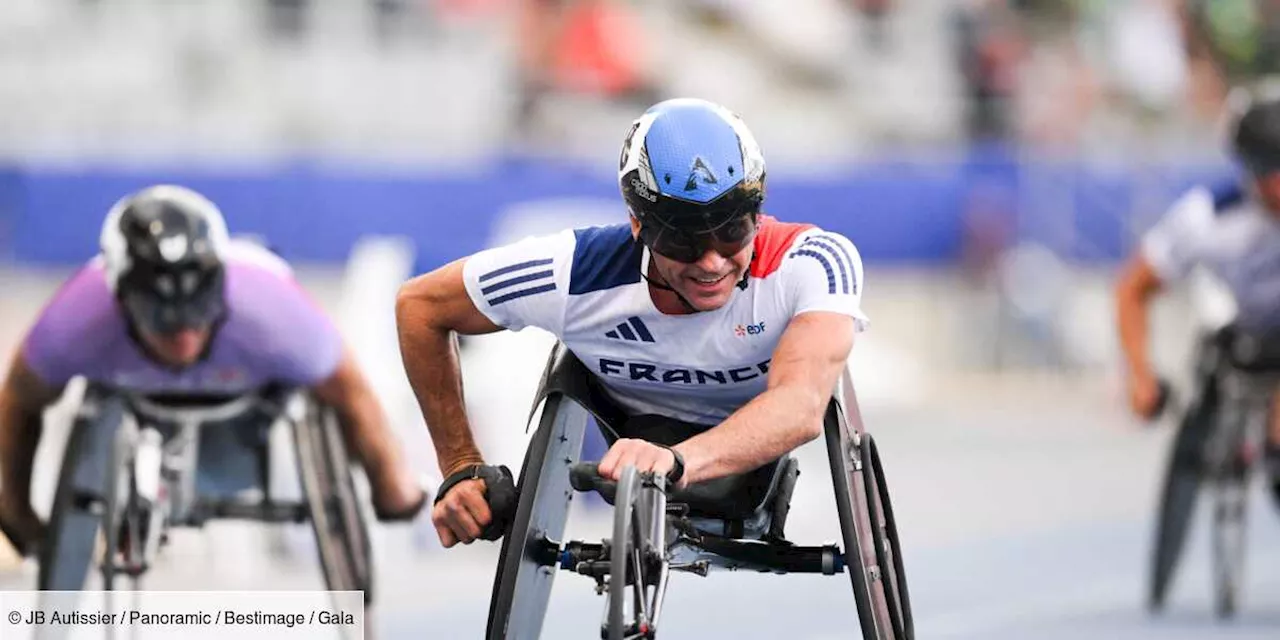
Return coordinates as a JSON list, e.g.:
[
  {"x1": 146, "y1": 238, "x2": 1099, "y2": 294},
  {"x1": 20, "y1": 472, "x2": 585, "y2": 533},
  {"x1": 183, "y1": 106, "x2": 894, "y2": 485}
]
[
  {"x1": 868, "y1": 436, "x2": 912, "y2": 638},
  {"x1": 609, "y1": 466, "x2": 639, "y2": 640},
  {"x1": 1212, "y1": 479, "x2": 1248, "y2": 617},
  {"x1": 824, "y1": 404, "x2": 883, "y2": 639}
]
